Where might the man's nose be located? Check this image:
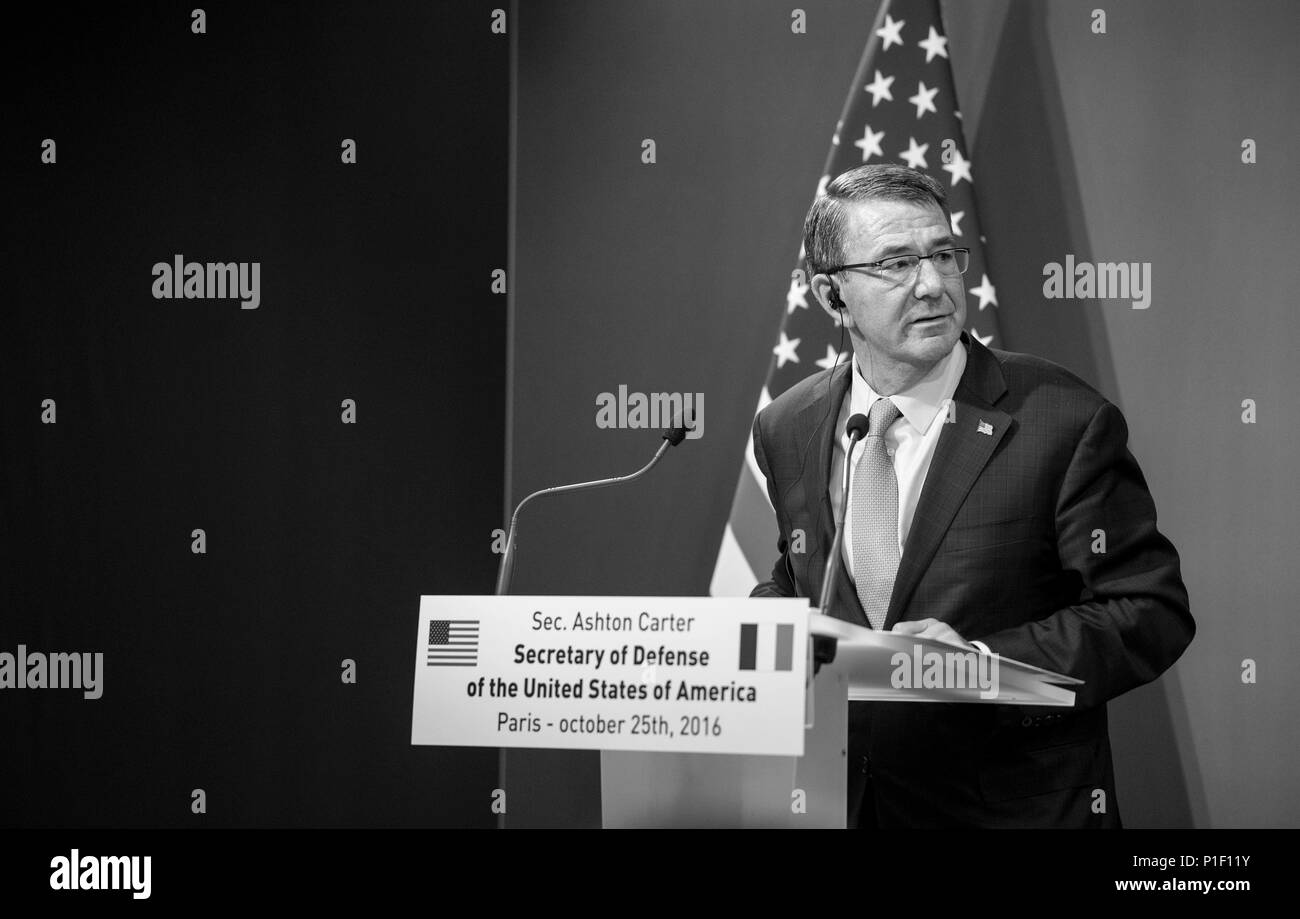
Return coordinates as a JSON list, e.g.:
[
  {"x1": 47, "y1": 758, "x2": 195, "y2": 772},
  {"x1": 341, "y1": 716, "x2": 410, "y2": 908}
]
[{"x1": 912, "y1": 257, "x2": 945, "y2": 296}]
